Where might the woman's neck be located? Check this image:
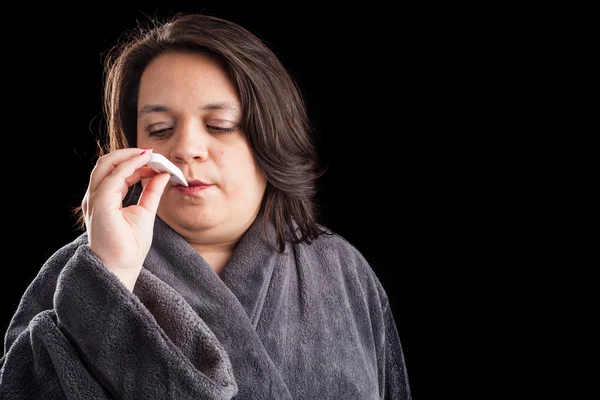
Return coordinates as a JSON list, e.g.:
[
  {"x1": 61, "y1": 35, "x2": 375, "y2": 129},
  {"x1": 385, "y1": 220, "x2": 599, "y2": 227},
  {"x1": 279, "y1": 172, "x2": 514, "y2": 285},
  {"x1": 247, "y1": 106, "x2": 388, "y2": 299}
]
[{"x1": 189, "y1": 241, "x2": 237, "y2": 275}]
